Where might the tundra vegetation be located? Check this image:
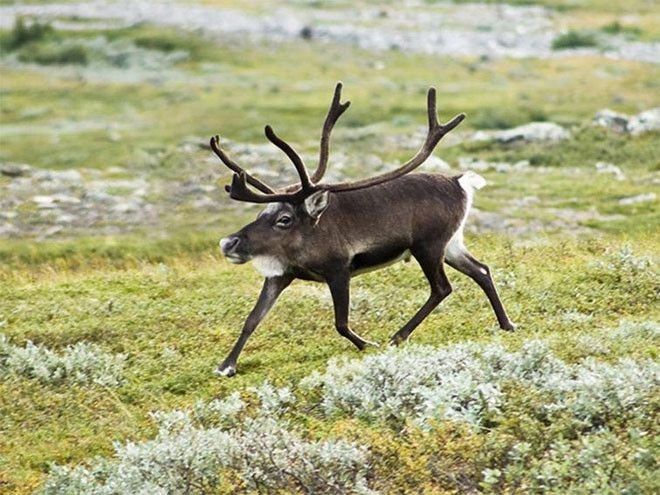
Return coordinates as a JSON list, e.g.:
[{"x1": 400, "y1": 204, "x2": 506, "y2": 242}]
[{"x1": 0, "y1": 0, "x2": 658, "y2": 493}]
